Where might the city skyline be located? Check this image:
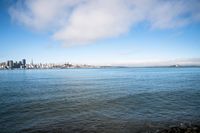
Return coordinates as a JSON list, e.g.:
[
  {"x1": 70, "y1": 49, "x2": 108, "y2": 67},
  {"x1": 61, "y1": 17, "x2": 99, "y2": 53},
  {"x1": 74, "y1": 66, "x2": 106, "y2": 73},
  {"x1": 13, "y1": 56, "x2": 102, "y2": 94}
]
[
  {"x1": 1, "y1": 0, "x2": 200, "y2": 66},
  {"x1": 0, "y1": 58, "x2": 98, "y2": 69}
]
